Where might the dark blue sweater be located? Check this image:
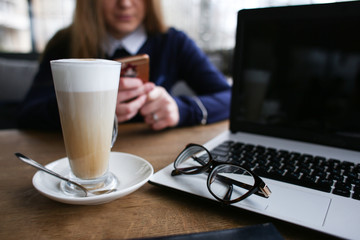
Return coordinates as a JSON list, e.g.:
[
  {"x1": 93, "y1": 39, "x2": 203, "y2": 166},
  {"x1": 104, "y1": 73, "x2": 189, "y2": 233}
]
[{"x1": 18, "y1": 28, "x2": 231, "y2": 130}]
